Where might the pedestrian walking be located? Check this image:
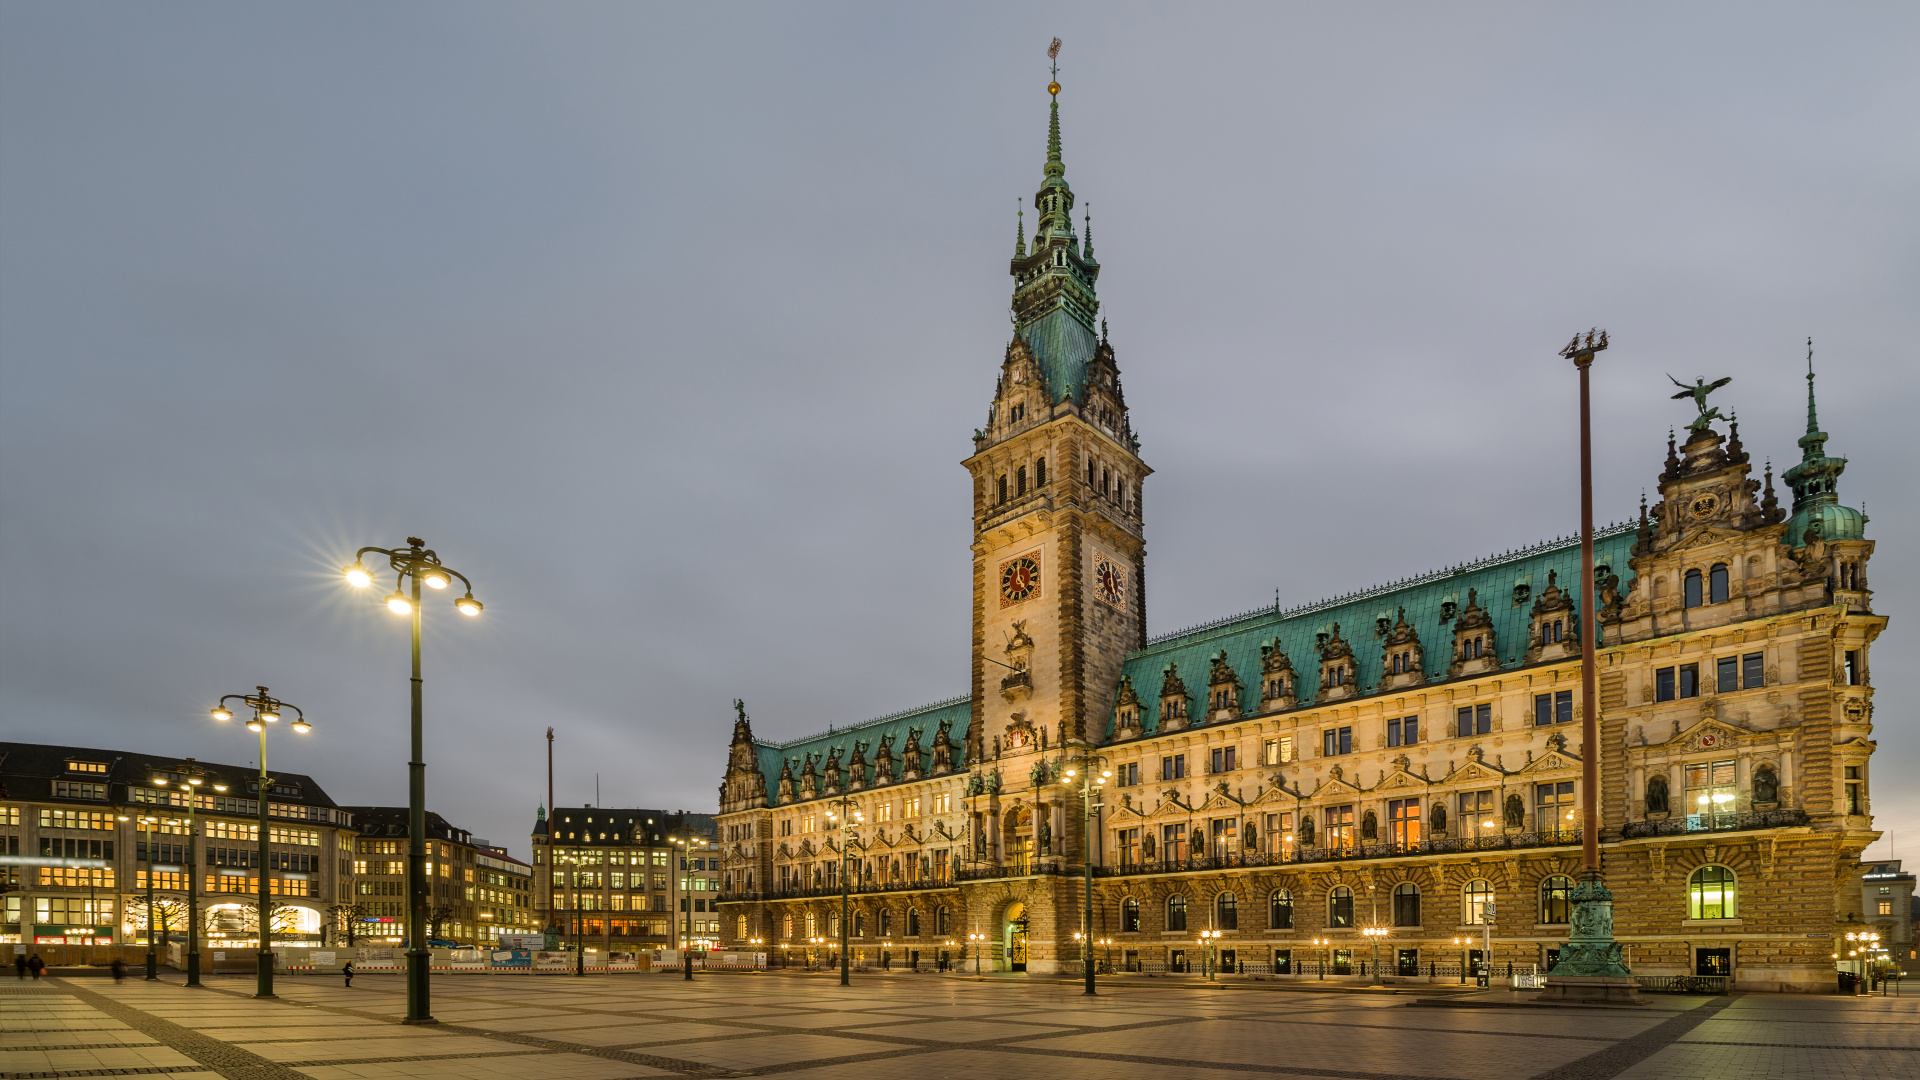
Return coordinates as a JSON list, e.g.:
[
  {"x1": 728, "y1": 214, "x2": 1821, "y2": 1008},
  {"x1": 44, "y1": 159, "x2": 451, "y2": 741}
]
[
  {"x1": 13, "y1": 954, "x2": 24, "y2": 979},
  {"x1": 27, "y1": 954, "x2": 45, "y2": 980},
  {"x1": 111, "y1": 957, "x2": 127, "y2": 982},
  {"x1": 342, "y1": 960, "x2": 354, "y2": 988}
]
